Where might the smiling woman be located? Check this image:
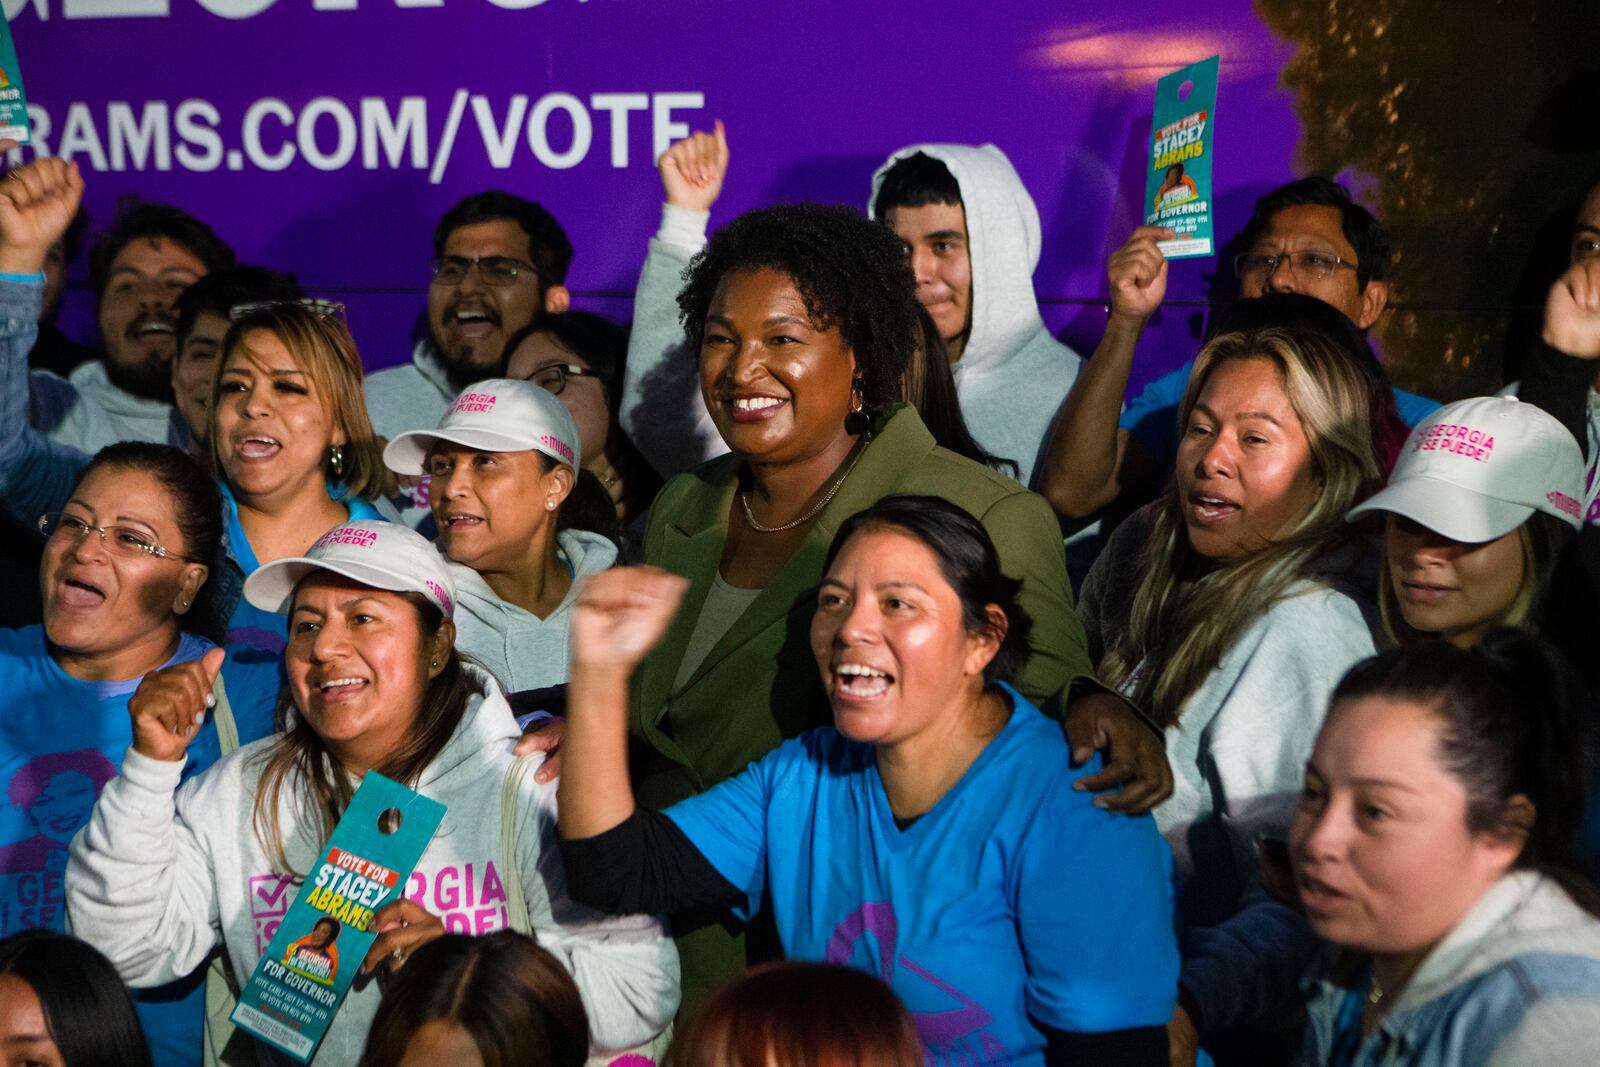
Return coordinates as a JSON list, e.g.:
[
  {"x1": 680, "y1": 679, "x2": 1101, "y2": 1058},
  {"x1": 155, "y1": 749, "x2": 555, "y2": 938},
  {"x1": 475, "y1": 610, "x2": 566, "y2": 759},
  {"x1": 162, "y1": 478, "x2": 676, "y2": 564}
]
[
  {"x1": 65, "y1": 521, "x2": 679, "y2": 1065},
  {"x1": 558, "y1": 498, "x2": 1177, "y2": 1066},
  {"x1": 0, "y1": 442, "x2": 280, "y2": 1066},
  {"x1": 629, "y1": 203, "x2": 1091, "y2": 1009}
]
